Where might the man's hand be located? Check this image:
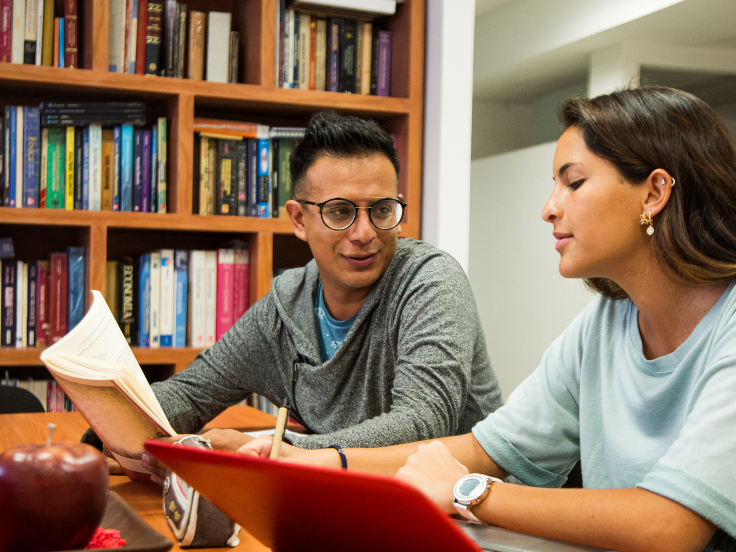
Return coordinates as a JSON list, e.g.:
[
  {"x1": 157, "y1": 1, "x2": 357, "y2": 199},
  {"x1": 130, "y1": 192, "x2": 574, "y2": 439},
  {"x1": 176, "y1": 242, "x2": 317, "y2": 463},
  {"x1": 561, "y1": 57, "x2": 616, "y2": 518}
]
[
  {"x1": 395, "y1": 441, "x2": 469, "y2": 514},
  {"x1": 238, "y1": 436, "x2": 343, "y2": 470},
  {"x1": 141, "y1": 429, "x2": 255, "y2": 486}
]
